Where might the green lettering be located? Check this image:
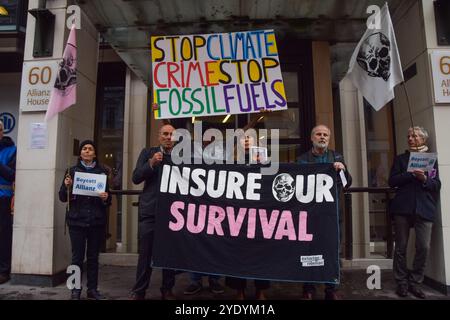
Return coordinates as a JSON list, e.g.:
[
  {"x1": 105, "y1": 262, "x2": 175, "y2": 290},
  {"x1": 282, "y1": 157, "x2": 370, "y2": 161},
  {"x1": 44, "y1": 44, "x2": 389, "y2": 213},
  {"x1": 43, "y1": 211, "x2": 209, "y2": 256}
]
[{"x1": 192, "y1": 88, "x2": 204, "y2": 115}]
